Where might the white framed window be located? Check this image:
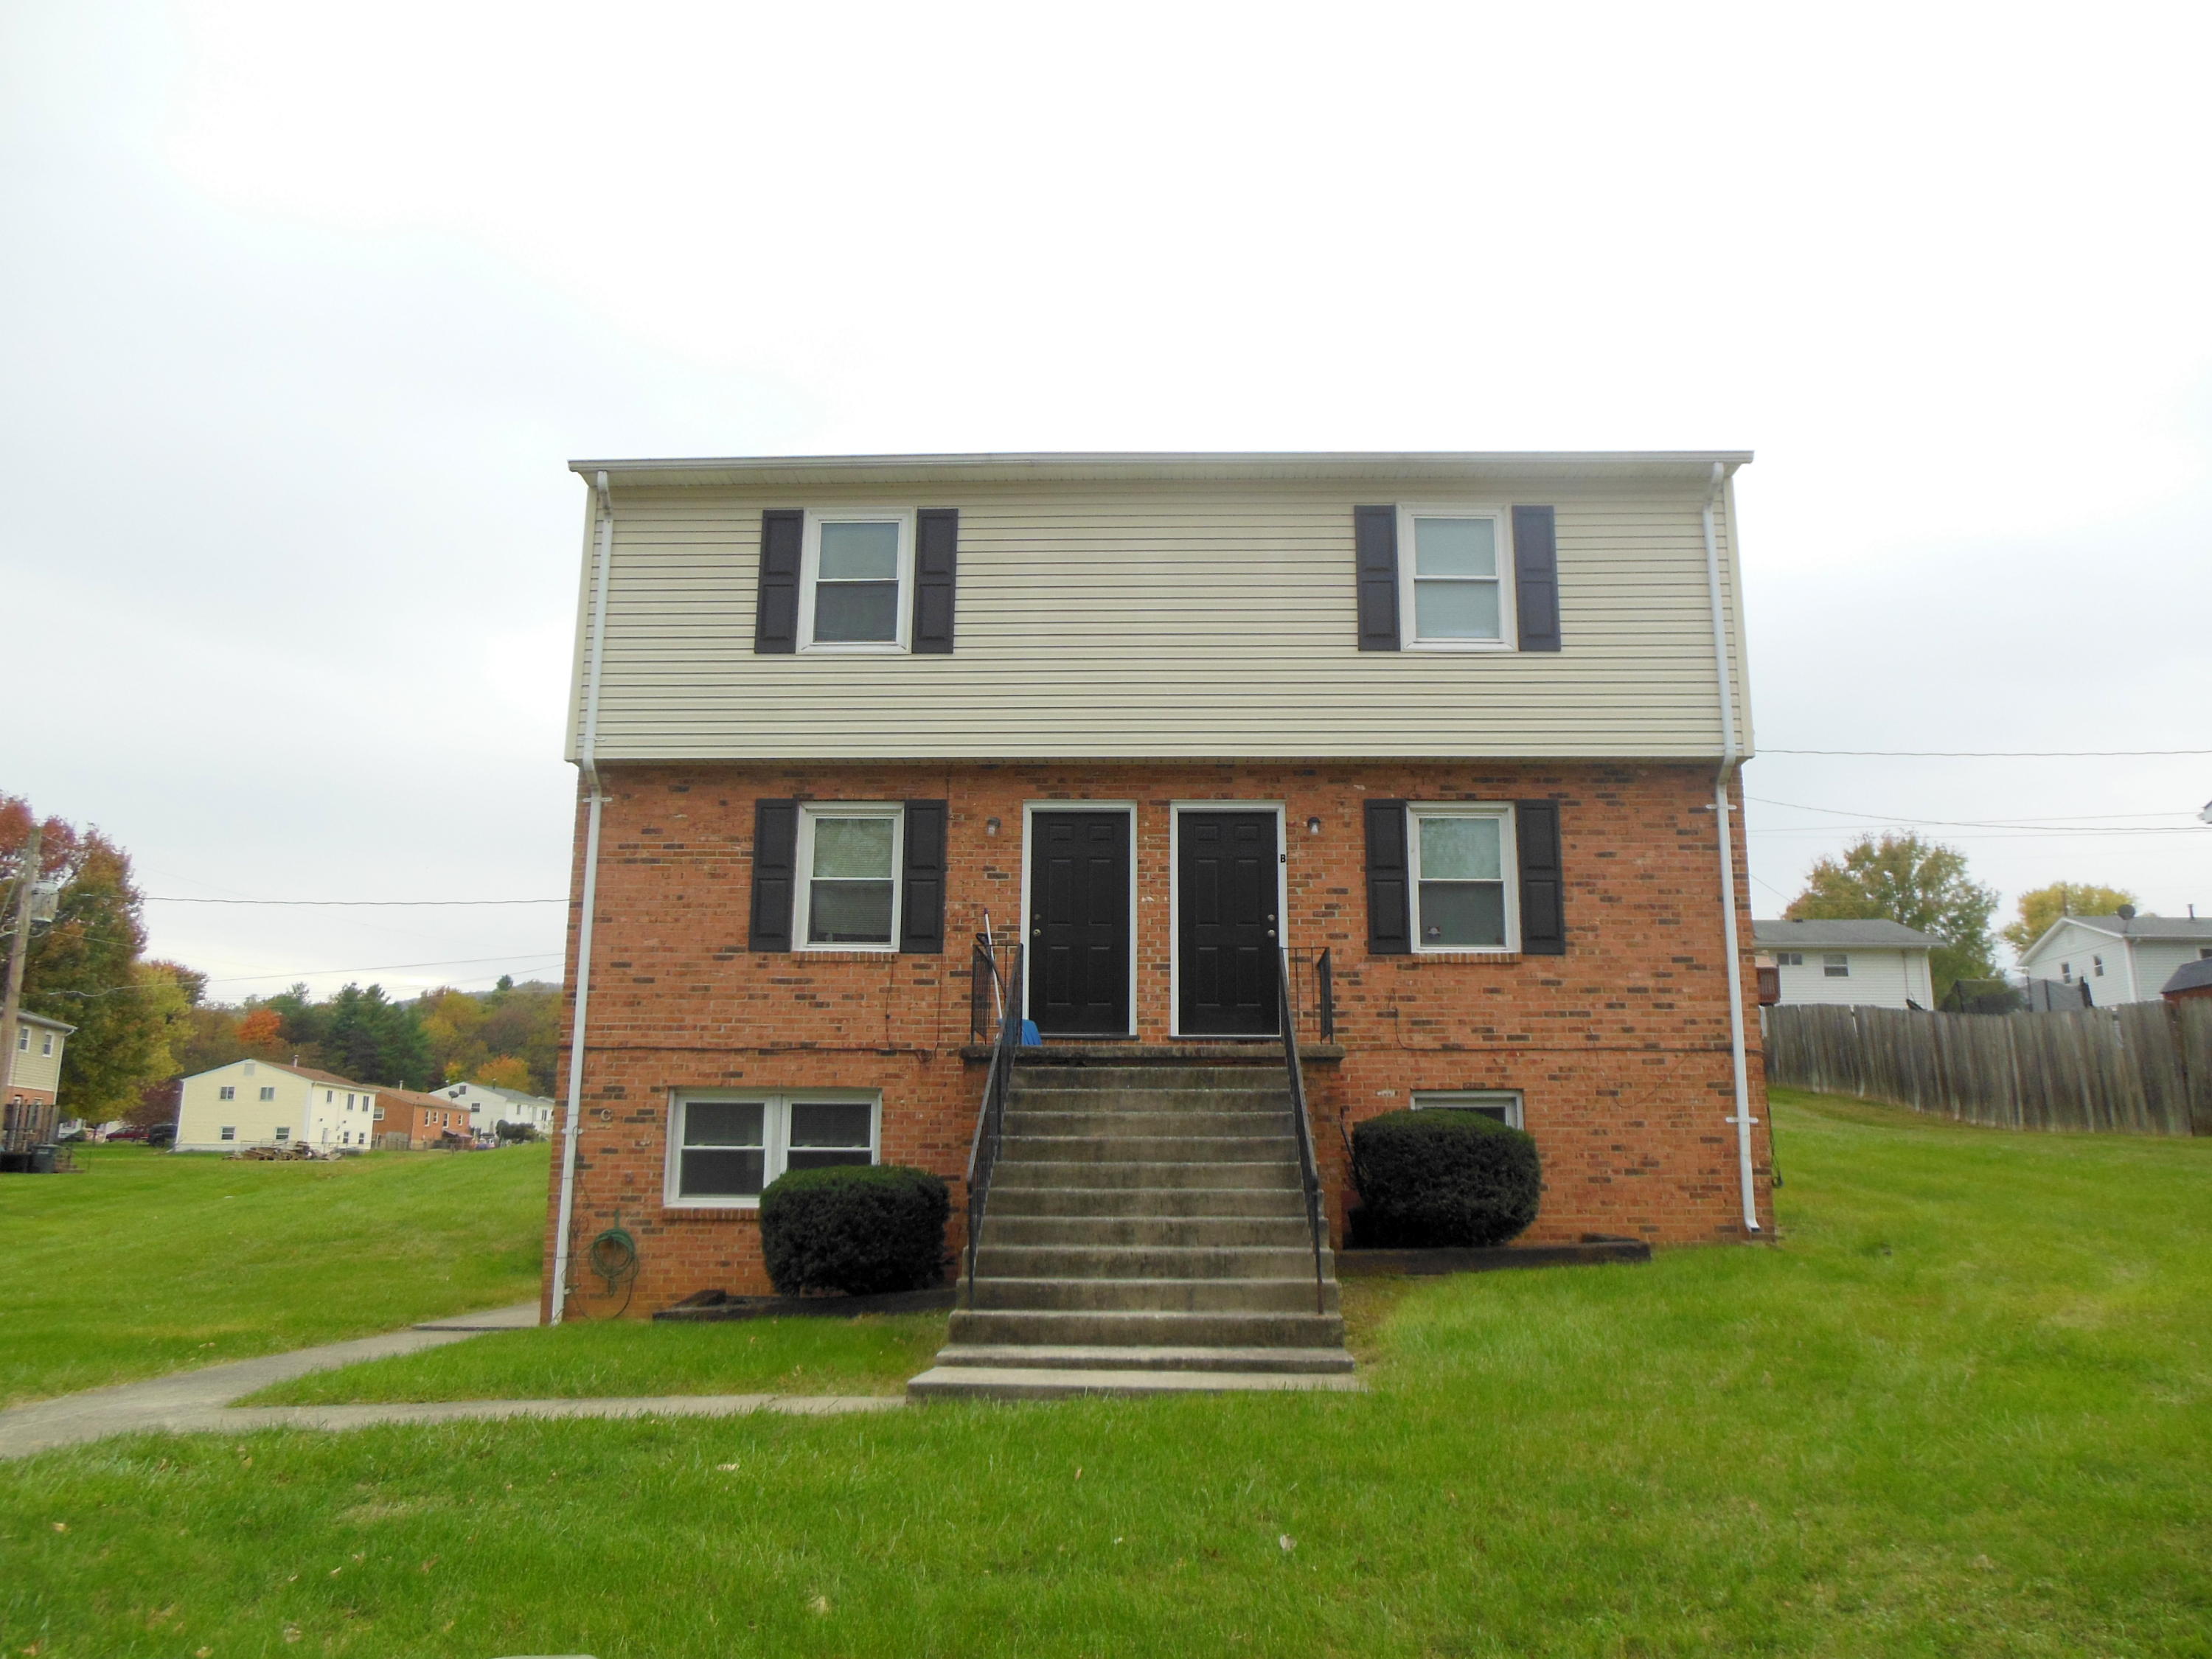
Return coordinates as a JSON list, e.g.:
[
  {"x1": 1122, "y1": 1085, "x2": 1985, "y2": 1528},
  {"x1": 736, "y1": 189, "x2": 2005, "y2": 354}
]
[
  {"x1": 218, "y1": 1085, "x2": 236, "y2": 1101},
  {"x1": 258, "y1": 1085, "x2": 276, "y2": 1102},
  {"x1": 274, "y1": 1126, "x2": 289, "y2": 1141},
  {"x1": 1823, "y1": 954, "x2": 1850, "y2": 978},
  {"x1": 1413, "y1": 1089, "x2": 1525, "y2": 1129},
  {"x1": 219, "y1": 1125, "x2": 235, "y2": 1141},
  {"x1": 325, "y1": 1090, "x2": 333, "y2": 1103},
  {"x1": 1397, "y1": 504, "x2": 1515, "y2": 650},
  {"x1": 1773, "y1": 951, "x2": 1804, "y2": 967},
  {"x1": 2092, "y1": 955, "x2": 2104, "y2": 977},
  {"x1": 666, "y1": 1092, "x2": 880, "y2": 1208},
  {"x1": 800, "y1": 509, "x2": 914, "y2": 653},
  {"x1": 797, "y1": 804, "x2": 903, "y2": 950},
  {"x1": 2061, "y1": 961, "x2": 2073, "y2": 983},
  {"x1": 1408, "y1": 804, "x2": 1517, "y2": 952},
  {"x1": 40, "y1": 1034, "x2": 52, "y2": 1055}
]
